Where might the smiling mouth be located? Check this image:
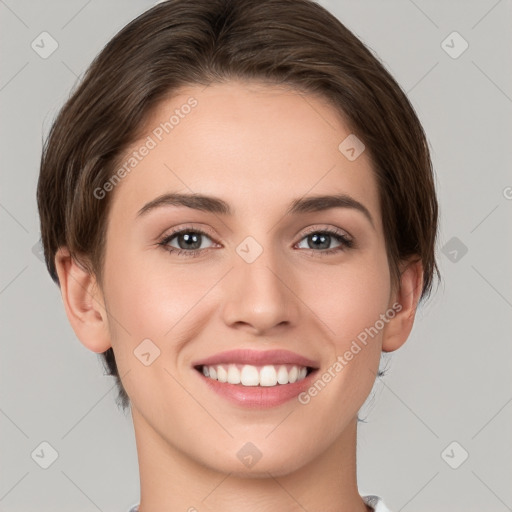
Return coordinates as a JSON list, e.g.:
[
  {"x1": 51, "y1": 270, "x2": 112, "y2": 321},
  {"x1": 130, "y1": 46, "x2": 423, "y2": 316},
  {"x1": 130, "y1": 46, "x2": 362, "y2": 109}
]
[{"x1": 195, "y1": 363, "x2": 316, "y2": 387}]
